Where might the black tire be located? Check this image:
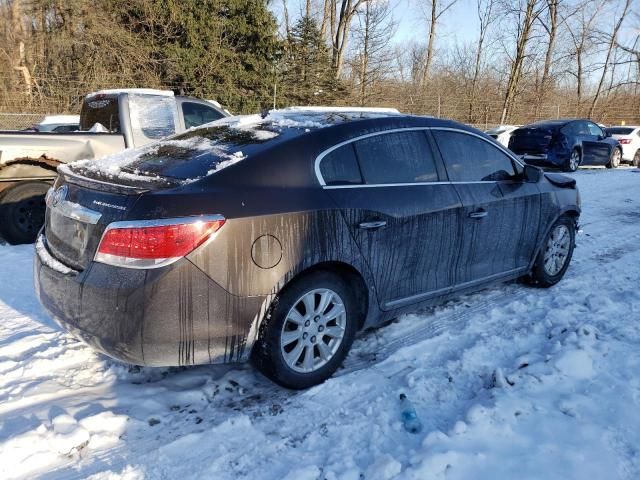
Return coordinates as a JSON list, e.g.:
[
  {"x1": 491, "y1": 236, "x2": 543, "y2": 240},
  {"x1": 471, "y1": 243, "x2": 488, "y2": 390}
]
[
  {"x1": 528, "y1": 216, "x2": 576, "y2": 288},
  {"x1": 251, "y1": 270, "x2": 359, "y2": 389},
  {"x1": 633, "y1": 150, "x2": 640, "y2": 168},
  {"x1": 565, "y1": 148, "x2": 581, "y2": 172},
  {"x1": 606, "y1": 147, "x2": 622, "y2": 169},
  {"x1": 0, "y1": 181, "x2": 50, "y2": 244}
]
